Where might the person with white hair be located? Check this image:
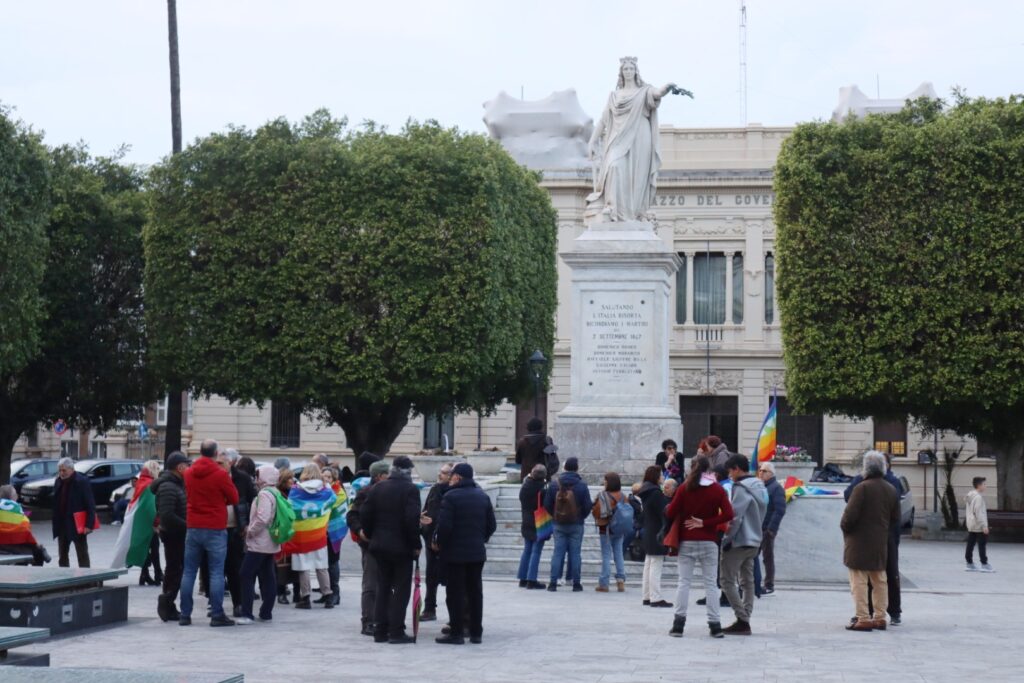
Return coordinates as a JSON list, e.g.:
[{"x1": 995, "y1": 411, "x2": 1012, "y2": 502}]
[
  {"x1": 52, "y1": 457, "x2": 96, "y2": 567},
  {"x1": 841, "y1": 450, "x2": 900, "y2": 632},
  {"x1": 755, "y1": 461, "x2": 787, "y2": 595}
]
